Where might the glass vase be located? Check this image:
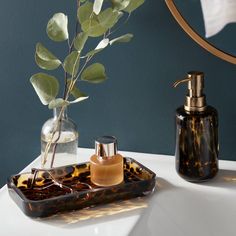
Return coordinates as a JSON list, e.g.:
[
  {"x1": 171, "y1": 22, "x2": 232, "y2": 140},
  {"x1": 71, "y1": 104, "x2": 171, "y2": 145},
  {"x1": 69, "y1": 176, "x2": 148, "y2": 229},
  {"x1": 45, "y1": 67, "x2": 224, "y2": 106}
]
[{"x1": 41, "y1": 107, "x2": 78, "y2": 169}]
